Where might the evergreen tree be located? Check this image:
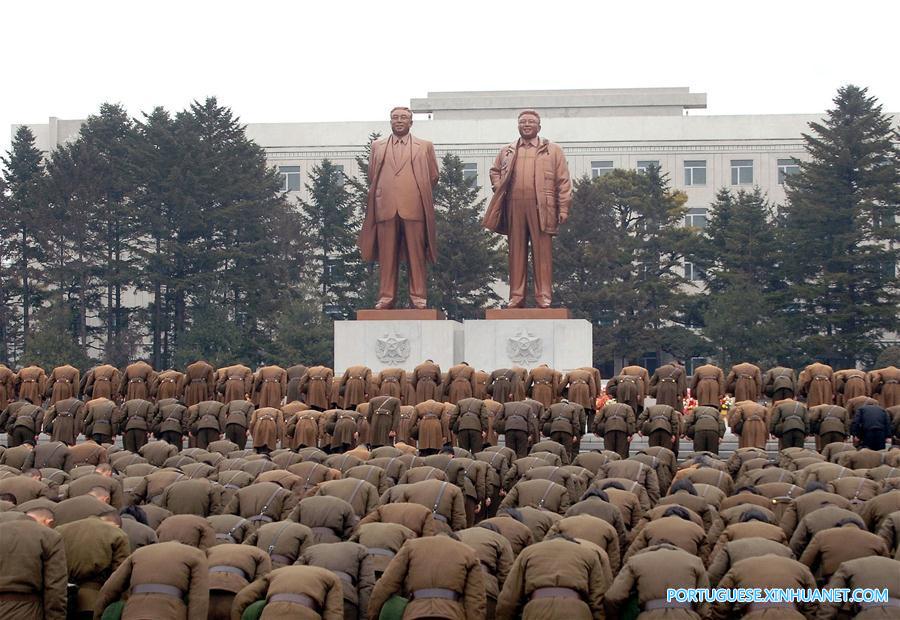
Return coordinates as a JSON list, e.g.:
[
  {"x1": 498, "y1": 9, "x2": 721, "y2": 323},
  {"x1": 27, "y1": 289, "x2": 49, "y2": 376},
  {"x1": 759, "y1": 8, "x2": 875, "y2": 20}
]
[
  {"x1": 1, "y1": 126, "x2": 48, "y2": 358},
  {"x1": 25, "y1": 298, "x2": 92, "y2": 369},
  {"x1": 429, "y1": 153, "x2": 504, "y2": 319},
  {"x1": 556, "y1": 167, "x2": 700, "y2": 367},
  {"x1": 694, "y1": 188, "x2": 789, "y2": 366},
  {"x1": 782, "y1": 85, "x2": 900, "y2": 365},
  {"x1": 298, "y1": 158, "x2": 364, "y2": 317},
  {"x1": 345, "y1": 133, "x2": 381, "y2": 310}
]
